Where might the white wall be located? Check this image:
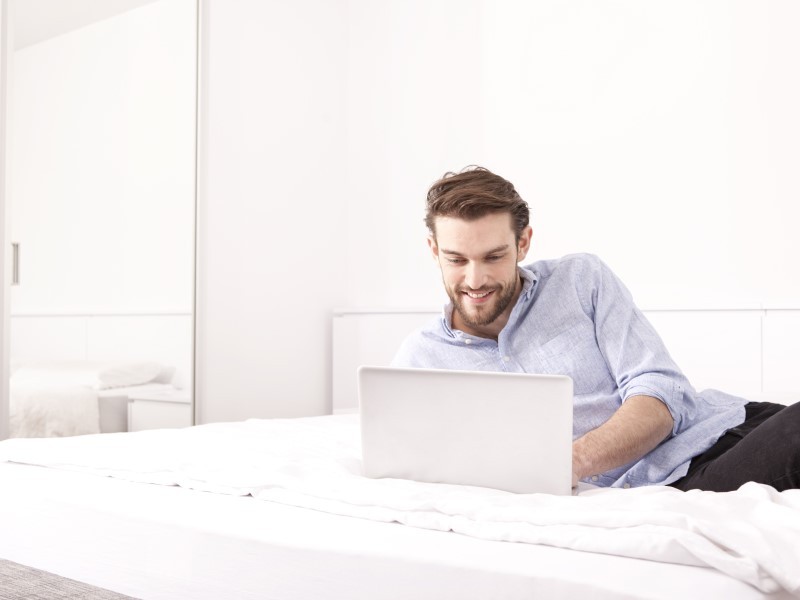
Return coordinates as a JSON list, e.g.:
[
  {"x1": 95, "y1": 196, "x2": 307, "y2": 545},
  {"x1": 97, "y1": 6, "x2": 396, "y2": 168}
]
[
  {"x1": 197, "y1": 1, "x2": 800, "y2": 421},
  {"x1": 12, "y1": 0, "x2": 159, "y2": 50},
  {"x1": 344, "y1": 0, "x2": 800, "y2": 311},
  {"x1": 195, "y1": 0, "x2": 348, "y2": 421}
]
